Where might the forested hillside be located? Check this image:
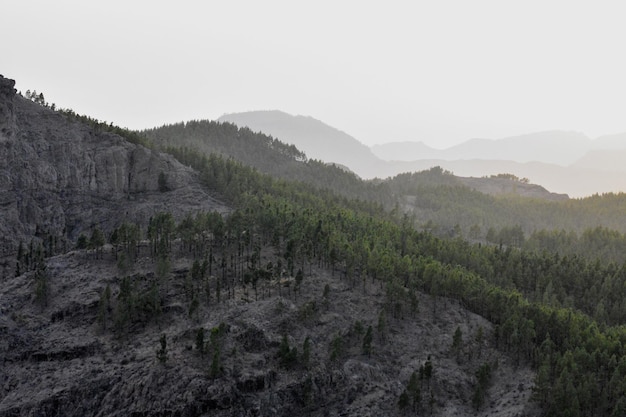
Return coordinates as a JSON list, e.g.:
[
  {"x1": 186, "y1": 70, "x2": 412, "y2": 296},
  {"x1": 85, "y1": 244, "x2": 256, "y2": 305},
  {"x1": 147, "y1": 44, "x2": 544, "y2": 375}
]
[
  {"x1": 141, "y1": 121, "x2": 390, "y2": 203},
  {"x1": 158, "y1": 143, "x2": 626, "y2": 416},
  {"x1": 386, "y1": 168, "x2": 626, "y2": 234},
  {"x1": 5, "y1": 75, "x2": 626, "y2": 416},
  {"x1": 145, "y1": 117, "x2": 626, "y2": 416},
  {"x1": 144, "y1": 121, "x2": 626, "y2": 264}
]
